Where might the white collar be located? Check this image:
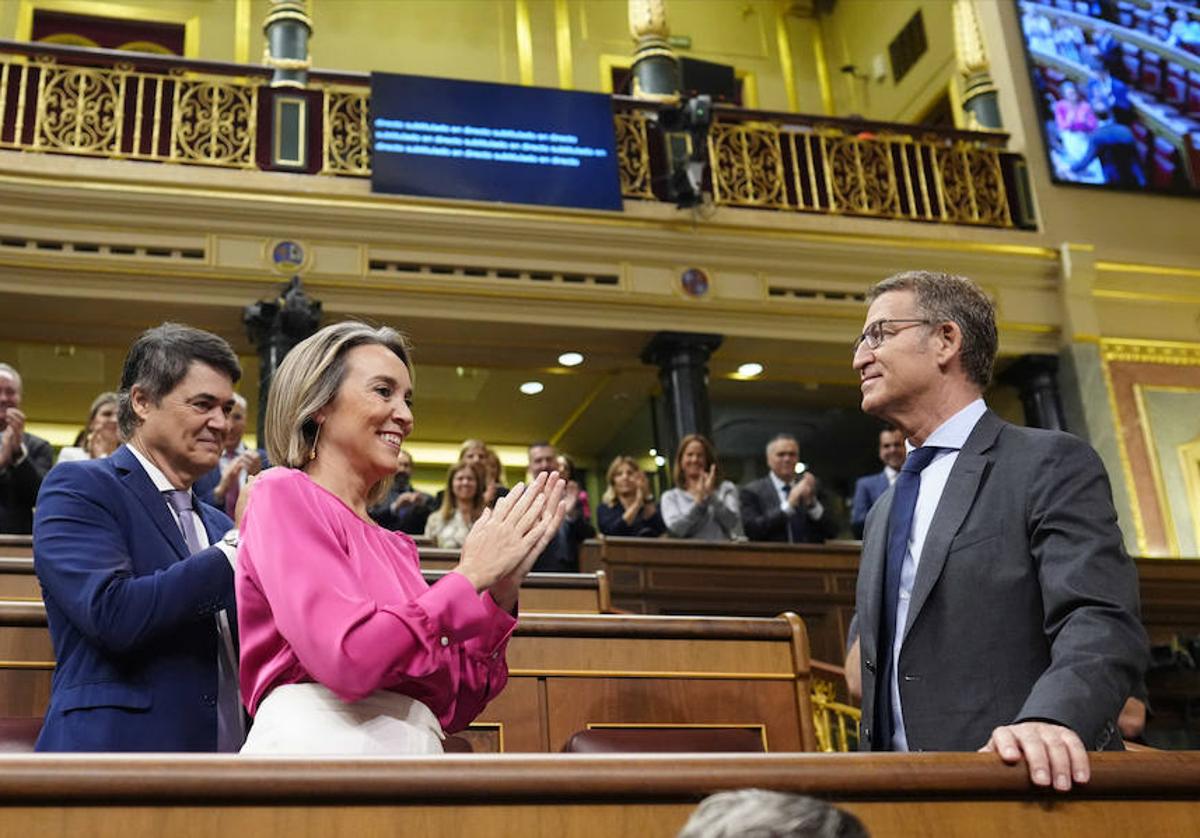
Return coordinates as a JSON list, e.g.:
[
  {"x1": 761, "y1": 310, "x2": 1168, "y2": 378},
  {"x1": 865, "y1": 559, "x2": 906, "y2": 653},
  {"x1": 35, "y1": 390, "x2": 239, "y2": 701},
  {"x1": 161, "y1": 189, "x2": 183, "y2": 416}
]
[
  {"x1": 905, "y1": 398, "x2": 987, "y2": 454},
  {"x1": 127, "y1": 443, "x2": 186, "y2": 493}
]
